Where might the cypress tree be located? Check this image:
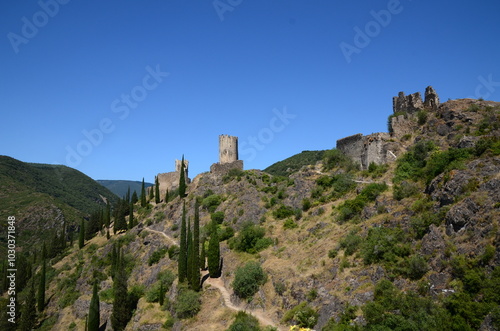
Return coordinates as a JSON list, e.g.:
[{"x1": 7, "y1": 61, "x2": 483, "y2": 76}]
[
  {"x1": 19, "y1": 278, "x2": 37, "y2": 331},
  {"x1": 140, "y1": 178, "x2": 147, "y2": 208},
  {"x1": 186, "y1": 217, "x2": 193, "y2": 287},
  {"x1": 149, "y1": 183, "x2": 154, "y2": 201},
  {"x1": 79, "y1": 218, "x2": 85, "y2": 249},
  {"x1": 164, "y1": 189, "x2": 169, "y2": 204},
  {"x1": 192, "y1": 201, "x2": 201, "y2": 291},
  {"x1": 110, "y1": 243, "x2": 117, "y2": 280},
  {"x1": 88, "y1": 280, "x2": 100, "y2": 331},
  {"x1": 37, "y1": 244, "x2": 46, "y2": 312},
  {"x1": 131, "y1": 191, "x2": 138, "y2": 204},
  {"x1": 178, "y1": 156, "x2": 187, "y2": 198},
  {"x1": 178, "y1": 202, "x2": 188, "y2": 283},
  {"x1": 207, "y1": 220, "x2": 221, "y2": 278},
  {"x1": 105, "y1": 201, "x2": 111, "y2": 229},
  {"x1": 155, "y1": 176, "x2": 160, "y2": 204},
  {"x1": 126, "y1": 186, "x2": 131, "y2": 203},
  {"x1": 128, "y1": 202, "x2": 134, "y2": 229},
  {"x1": 200, "y1": 239, "x2": 206, "y2": 270},
  {"x1": 111, "y1": 247, "x2": 129, "y2": 331}
]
